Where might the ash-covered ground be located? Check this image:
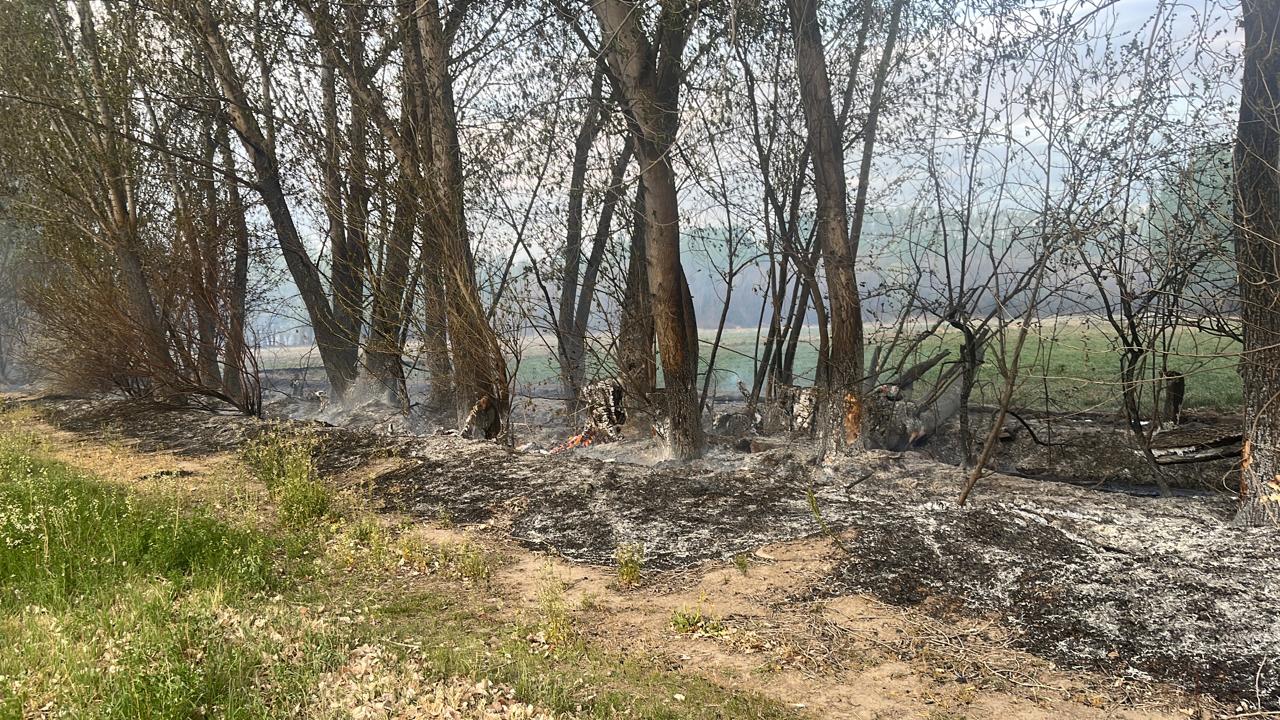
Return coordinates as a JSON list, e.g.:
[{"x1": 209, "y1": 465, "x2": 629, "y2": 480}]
[{"x1": 21, "y1": 392, "x2": 1280, "y2": 709}]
